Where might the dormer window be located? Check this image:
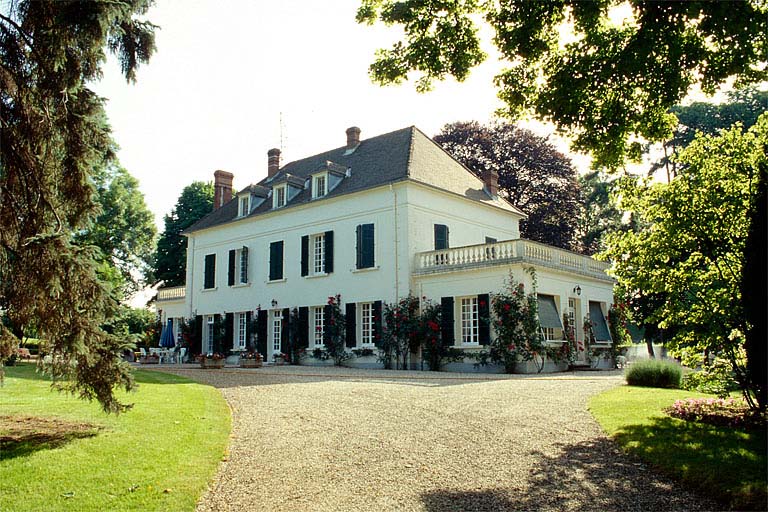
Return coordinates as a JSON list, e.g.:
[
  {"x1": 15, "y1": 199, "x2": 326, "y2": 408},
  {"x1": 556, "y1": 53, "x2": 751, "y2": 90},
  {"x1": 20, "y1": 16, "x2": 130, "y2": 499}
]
[
  {"x1": 238, "y1": 195, "x2": 250, "y2": 217},
  {"x1": 313, "y1": 173, "x2": 327, "y2": 199},
  {"x1": 273, "y1": 185, "x2": 286, "y2": 208}
]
